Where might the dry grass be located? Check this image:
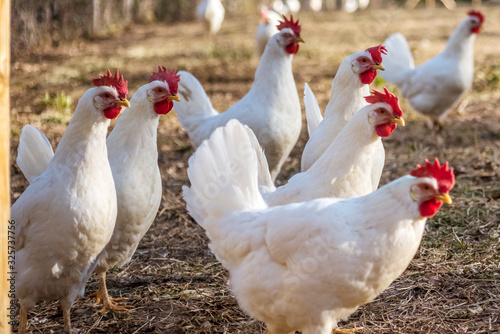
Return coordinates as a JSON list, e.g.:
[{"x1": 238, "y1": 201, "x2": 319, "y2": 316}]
[{"x1": 9, "y1": 4, "x2": 500, "y2": 333}]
